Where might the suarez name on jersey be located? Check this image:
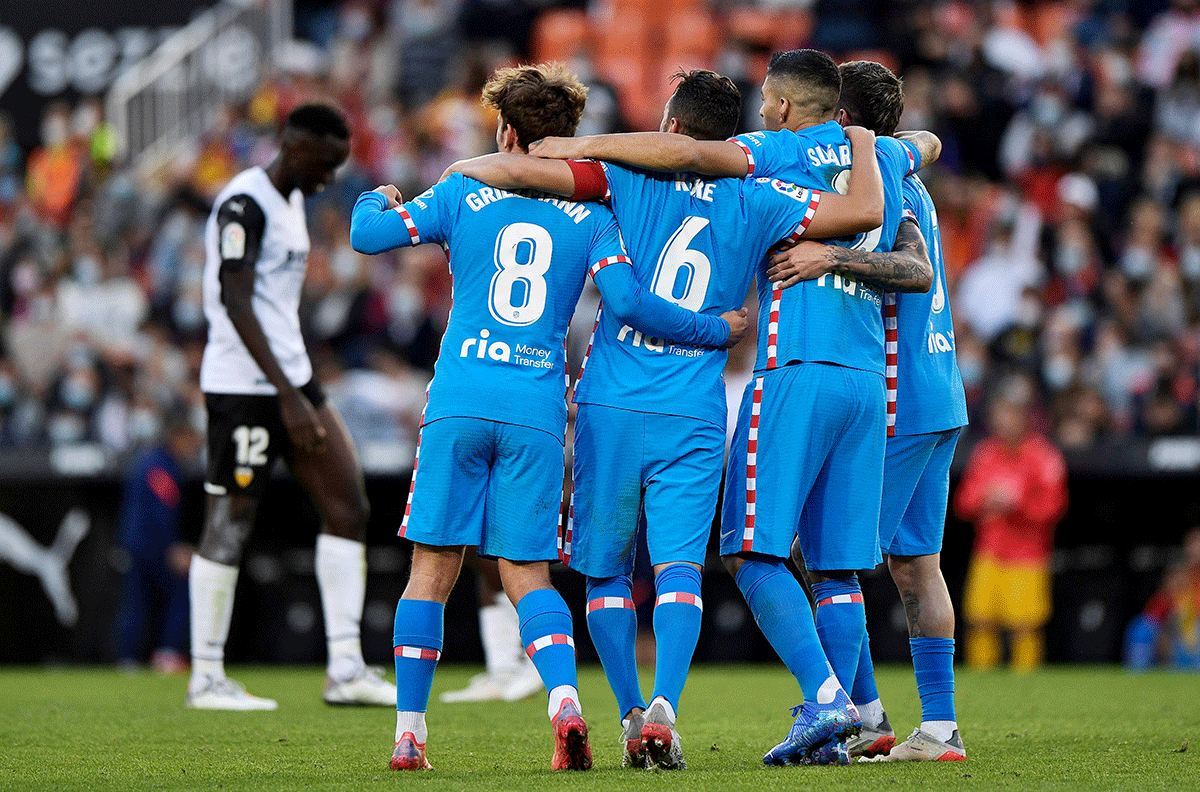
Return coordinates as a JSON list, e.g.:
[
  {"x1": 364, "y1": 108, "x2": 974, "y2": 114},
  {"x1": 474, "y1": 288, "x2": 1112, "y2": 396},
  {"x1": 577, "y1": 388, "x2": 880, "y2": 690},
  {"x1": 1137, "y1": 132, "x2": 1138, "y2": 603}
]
[{"x1": 731, "y1": 121, "x2": 921, "y2": 375}]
